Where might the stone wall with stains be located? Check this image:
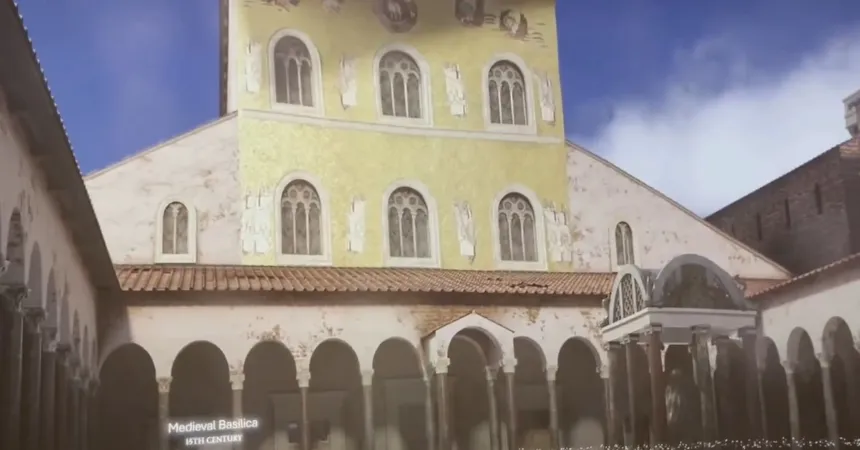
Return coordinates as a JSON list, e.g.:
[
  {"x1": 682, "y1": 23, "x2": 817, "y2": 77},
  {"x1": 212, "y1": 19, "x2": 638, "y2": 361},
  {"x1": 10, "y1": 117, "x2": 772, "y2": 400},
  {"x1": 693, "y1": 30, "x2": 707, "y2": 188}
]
[
  {"x1": 99, "y1": 293, "x2": 607, "y2": 380},
  {"x1": 566, "y1": 144, "x2": 790, "y2": 279},
  {"x1": 0, "y1": 87, "x2": 99, "y2": 374},
  {"x1": 85, "y1": 115, "x2": 243, "y2": 264}
]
